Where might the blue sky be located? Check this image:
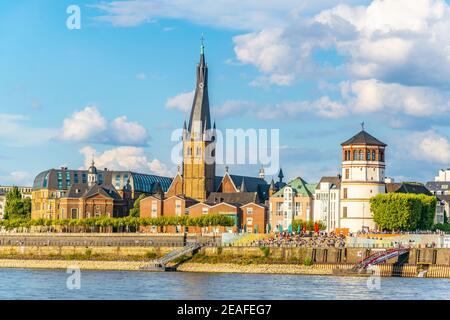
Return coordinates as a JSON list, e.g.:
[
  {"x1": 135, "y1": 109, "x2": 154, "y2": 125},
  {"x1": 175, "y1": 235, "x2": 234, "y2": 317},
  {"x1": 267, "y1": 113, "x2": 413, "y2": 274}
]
[{"x1": 1, "y1": 0, "x2": 450, "y2": 186}]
